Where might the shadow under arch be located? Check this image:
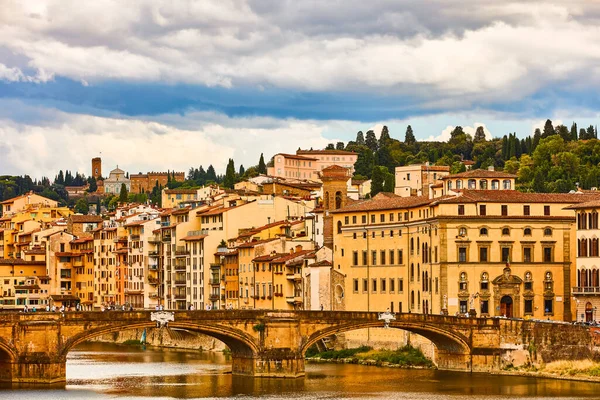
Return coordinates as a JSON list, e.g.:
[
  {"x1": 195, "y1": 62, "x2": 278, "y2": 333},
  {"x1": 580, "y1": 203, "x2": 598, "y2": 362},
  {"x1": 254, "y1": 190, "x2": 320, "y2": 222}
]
[
  {"x1": 59, "y1": 321, "x2": 260, "y2": 360},
  {"x1": 301, "y1": 320, "x2": 471, "y2": 365},
  {"x1": 0, "y1": 338, "x2": 17, "y2": 382}
]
